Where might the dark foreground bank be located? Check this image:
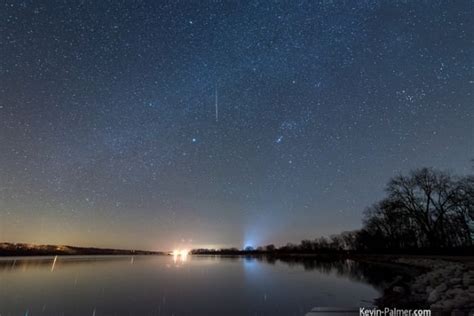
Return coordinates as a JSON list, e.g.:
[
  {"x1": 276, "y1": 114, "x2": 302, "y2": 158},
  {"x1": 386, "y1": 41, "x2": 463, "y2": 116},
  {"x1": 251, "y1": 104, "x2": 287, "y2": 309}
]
[{"x1": 374, "y1": 256, "x2": 474, "y2": 312}]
